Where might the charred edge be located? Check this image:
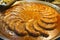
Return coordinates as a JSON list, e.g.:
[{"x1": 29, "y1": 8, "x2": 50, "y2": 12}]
[
  {"x1": 14, "y1": 30, "x2": 27, "y2": 36},
  {"x1": 41, "y1": 33, "x2": 49, "y2": 38},
  {"x1": 25, "y1": 28, "x2": 40, "y2": 37},
  {"x1": 41, "y1": 19, "x2": 56, "y2": 24}
]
